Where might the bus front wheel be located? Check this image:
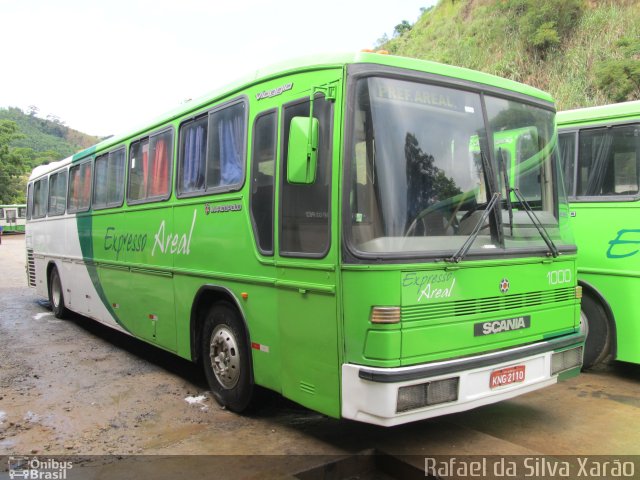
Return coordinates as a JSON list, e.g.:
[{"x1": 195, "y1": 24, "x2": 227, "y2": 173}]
[
  {"x1": 580, "y1": 293, "x2": 611, "y2": 369},
  {"x1": 48, "y1": 266, "x2": 69, "y2": 319},
  {"x1": 201, "y1": 303, "x2": 254, "y2": 412}
]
